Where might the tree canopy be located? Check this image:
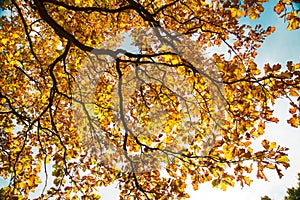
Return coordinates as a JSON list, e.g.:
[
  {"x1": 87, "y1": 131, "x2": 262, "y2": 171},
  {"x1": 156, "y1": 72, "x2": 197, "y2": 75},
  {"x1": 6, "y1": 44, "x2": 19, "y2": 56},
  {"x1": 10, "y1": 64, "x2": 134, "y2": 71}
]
[
  {"x1": 284, "y1": 173, "x2": 300, "y2": 200},
  {"x1": 0, "y1": 0, "x2": 299, "y2": 199},
  {"x1": 261, "y1": 173, "x2": 300, "y2": 200}
]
